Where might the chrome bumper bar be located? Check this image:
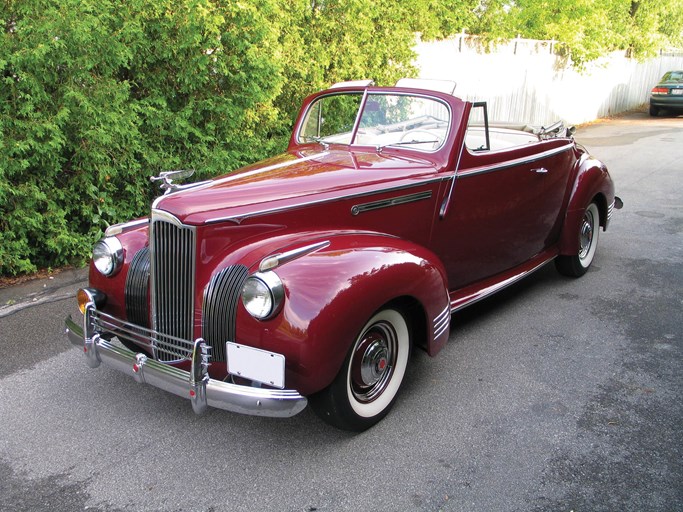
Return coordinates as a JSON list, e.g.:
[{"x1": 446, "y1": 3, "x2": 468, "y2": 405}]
[{"x1": 64, "y1": 305, "x2": 307, "y2": 418}]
